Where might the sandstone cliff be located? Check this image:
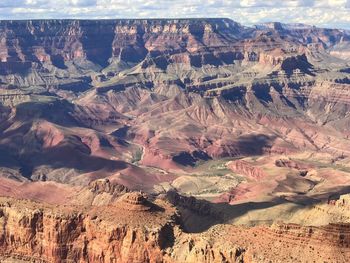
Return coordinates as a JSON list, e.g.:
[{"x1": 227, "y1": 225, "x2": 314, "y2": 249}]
[
  {"x1": 0, "y1": 195, "x2": 176, "y2": 263},
  {"x1": 1, "y1": 195, "x2": 350, "y2": 263}
]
